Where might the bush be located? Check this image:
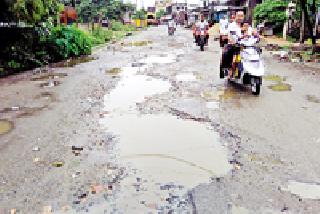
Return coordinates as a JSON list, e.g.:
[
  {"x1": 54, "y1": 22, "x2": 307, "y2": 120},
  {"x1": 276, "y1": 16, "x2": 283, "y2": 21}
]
[
  {"x1": 111, "y1": 21, "x2": 135, "y2": 32},
  {"x1": 90, "y1": 27, "x2": 113, "y2": 45},
  {"x1": 48, "y1": 25, "x2": 92, "y2": 60}
]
